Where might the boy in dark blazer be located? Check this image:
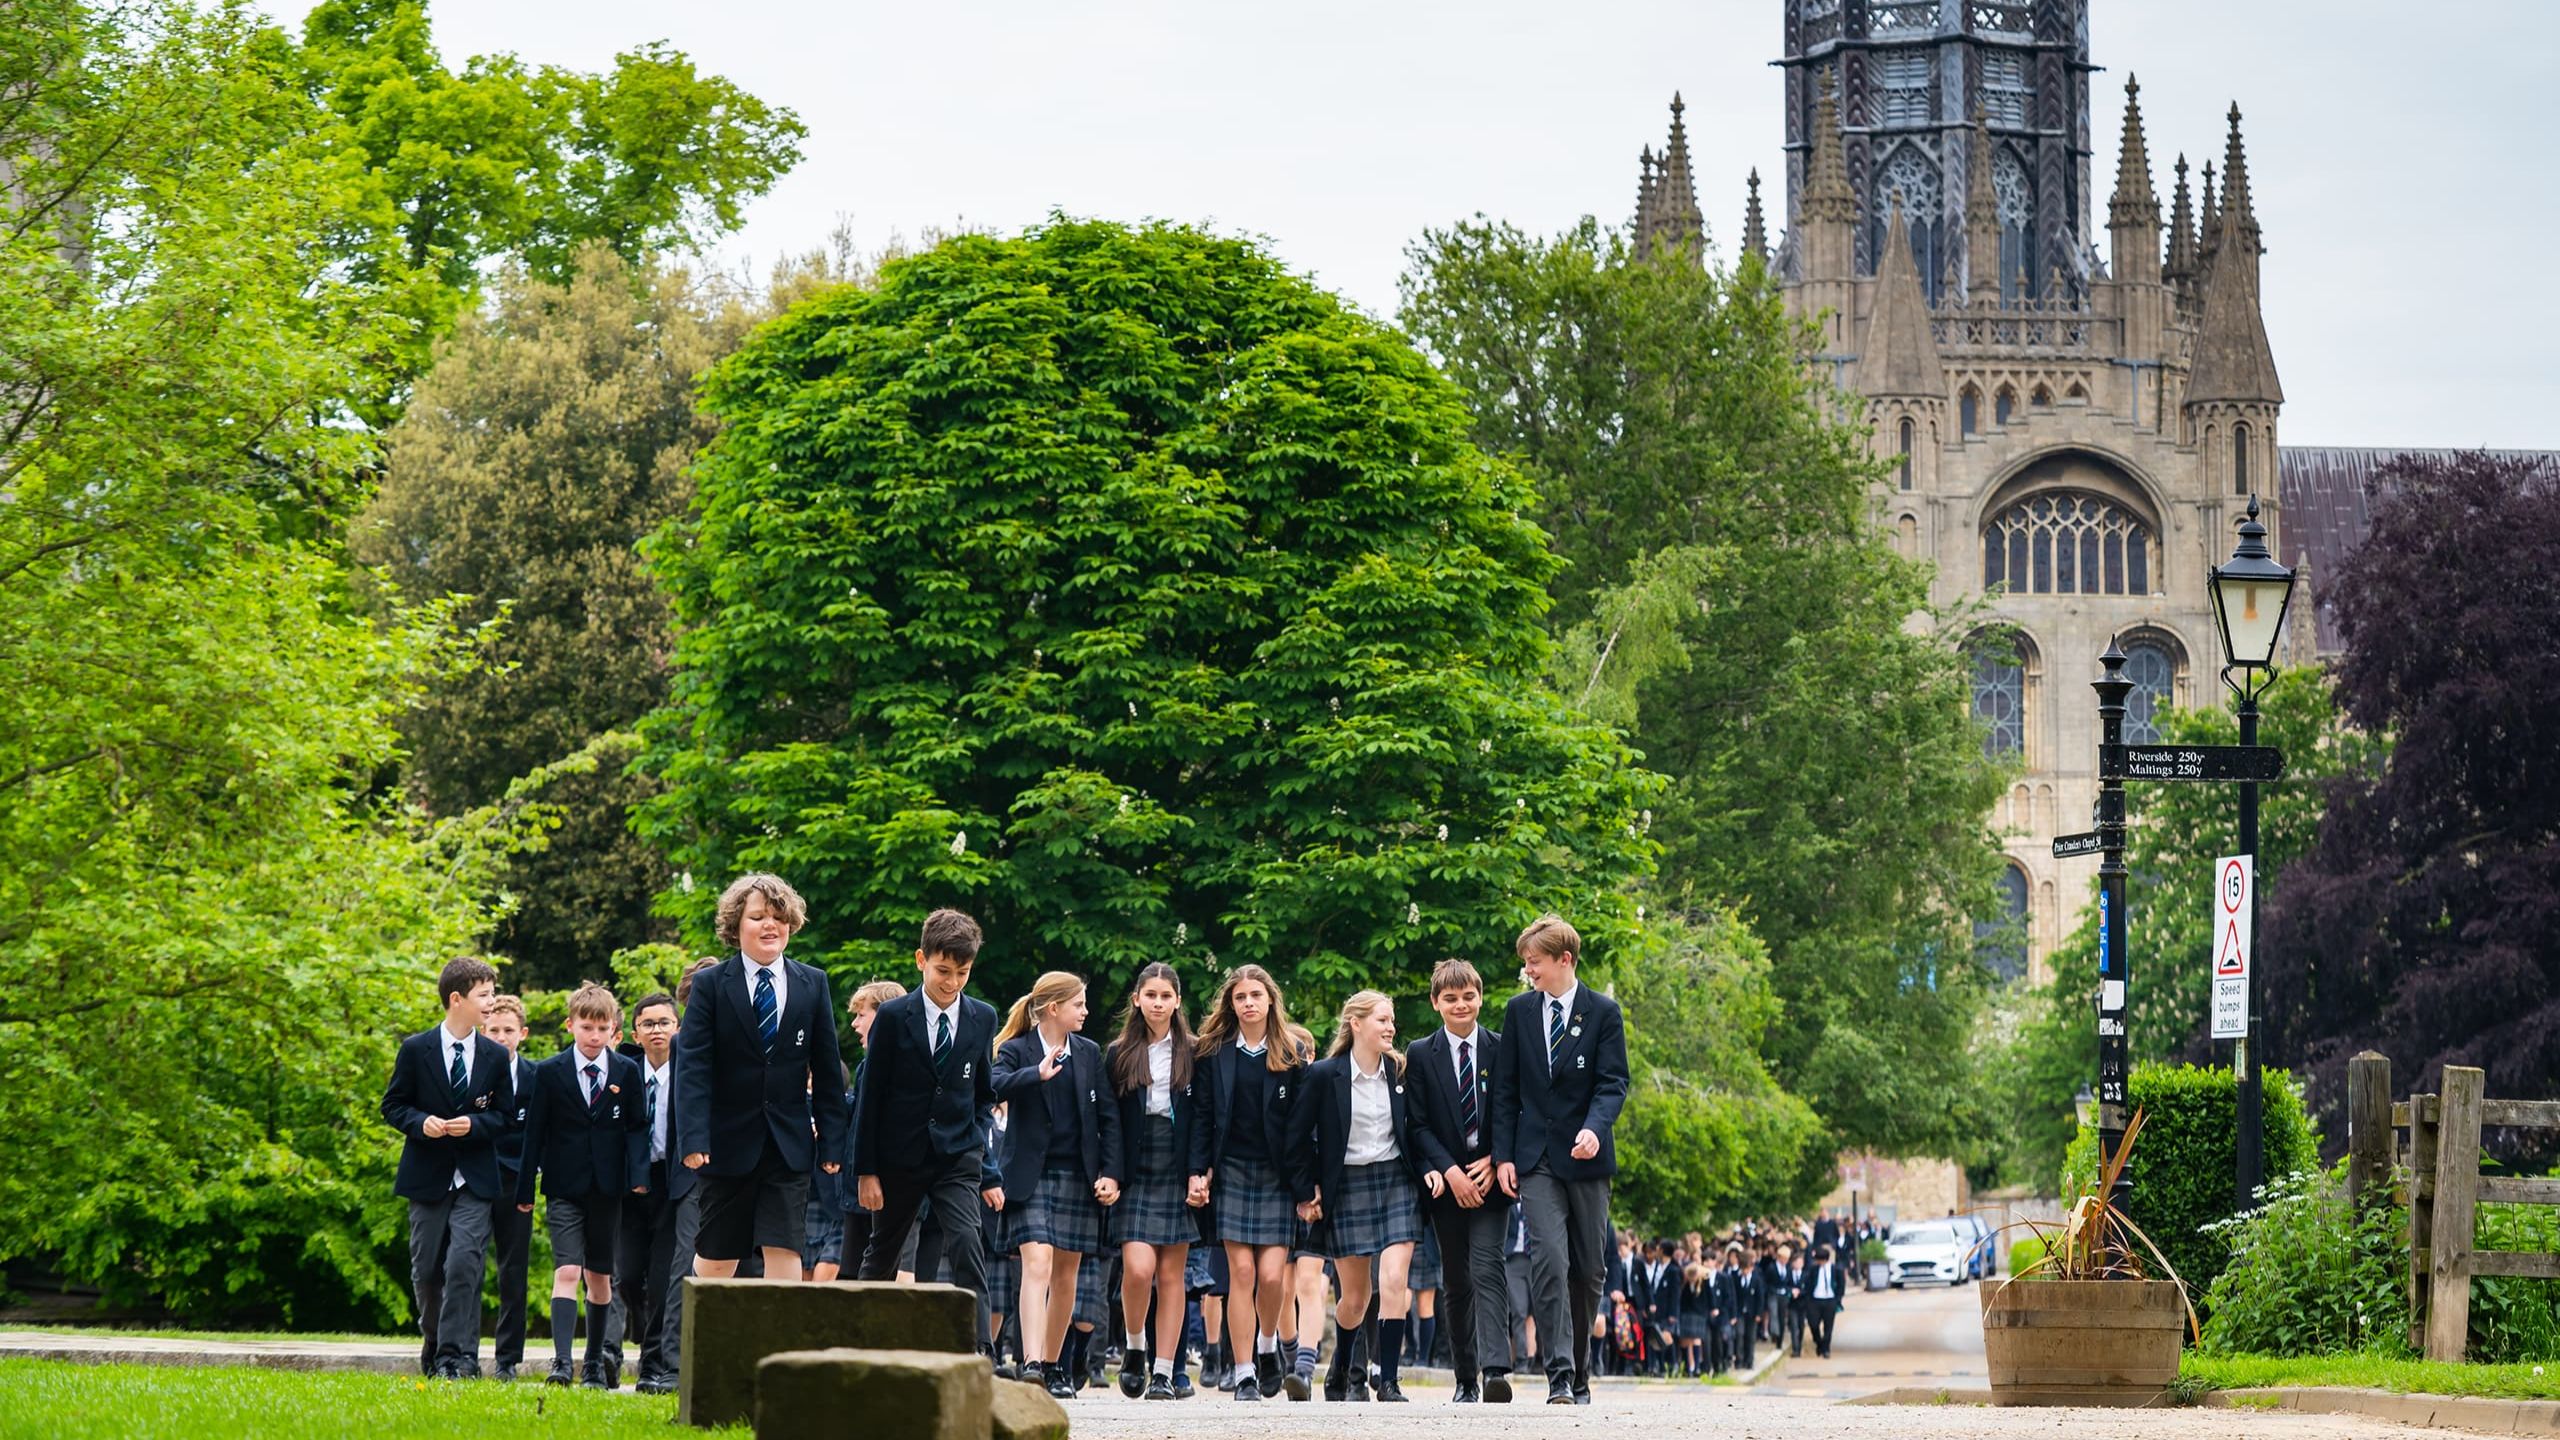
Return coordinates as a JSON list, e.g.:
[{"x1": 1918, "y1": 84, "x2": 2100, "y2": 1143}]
[
  {"x1": 1797, "y1": 1243, "x2": 1848, "y2": 1359},
  {"x1": 852, "y1": 909, "x2": 1003, "y2": 1347},
  {"x1": 482, "y1": 996, "x2": 534, "y2": 1381},
  {"x1": 614, "y1": 990, "x2": 690, "y2": 1394},
  {"x1": 381, "y1": 956, "x2": 514, "y2": 1380},
  {"x1": 677, "y1": 874, "x2": 850, "y2": 1282},
  {"x1": 1404, "y1": 958, "x2": 1513, "y2": 1403},
  {"x1": 516, "y1": 983, "x2": 649, "y2": 1388},
  {"x1": 1490, "y1": 914, "x2": 1631, "y2": 1406}
]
